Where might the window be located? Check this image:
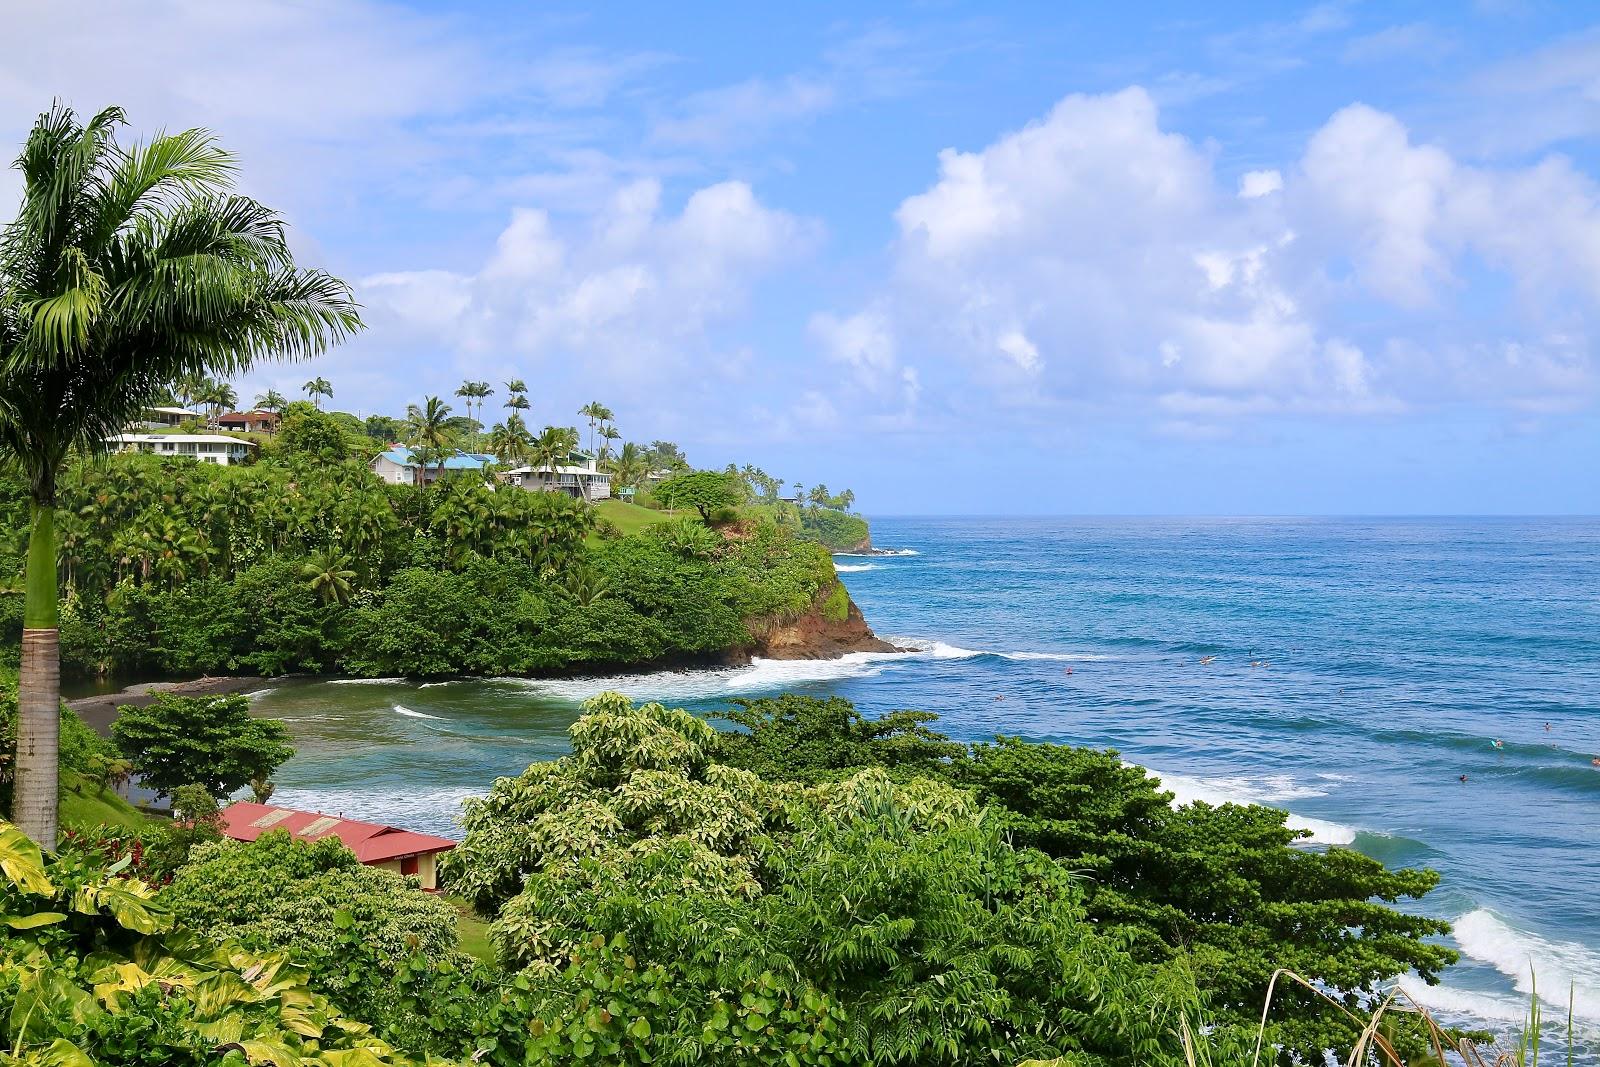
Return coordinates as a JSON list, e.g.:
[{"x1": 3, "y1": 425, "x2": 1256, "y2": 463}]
[{"x1": 401, "y1": 855, "x2": 419, "y2": 877}]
